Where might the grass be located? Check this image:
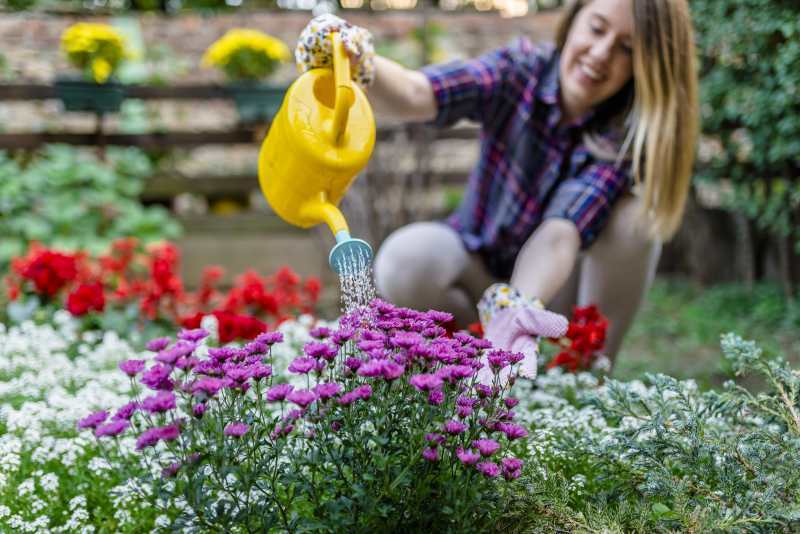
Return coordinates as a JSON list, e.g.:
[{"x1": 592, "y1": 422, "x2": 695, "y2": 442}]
[{"x1": 614, "y1": 277, "x2": 800, "y2": 389}]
